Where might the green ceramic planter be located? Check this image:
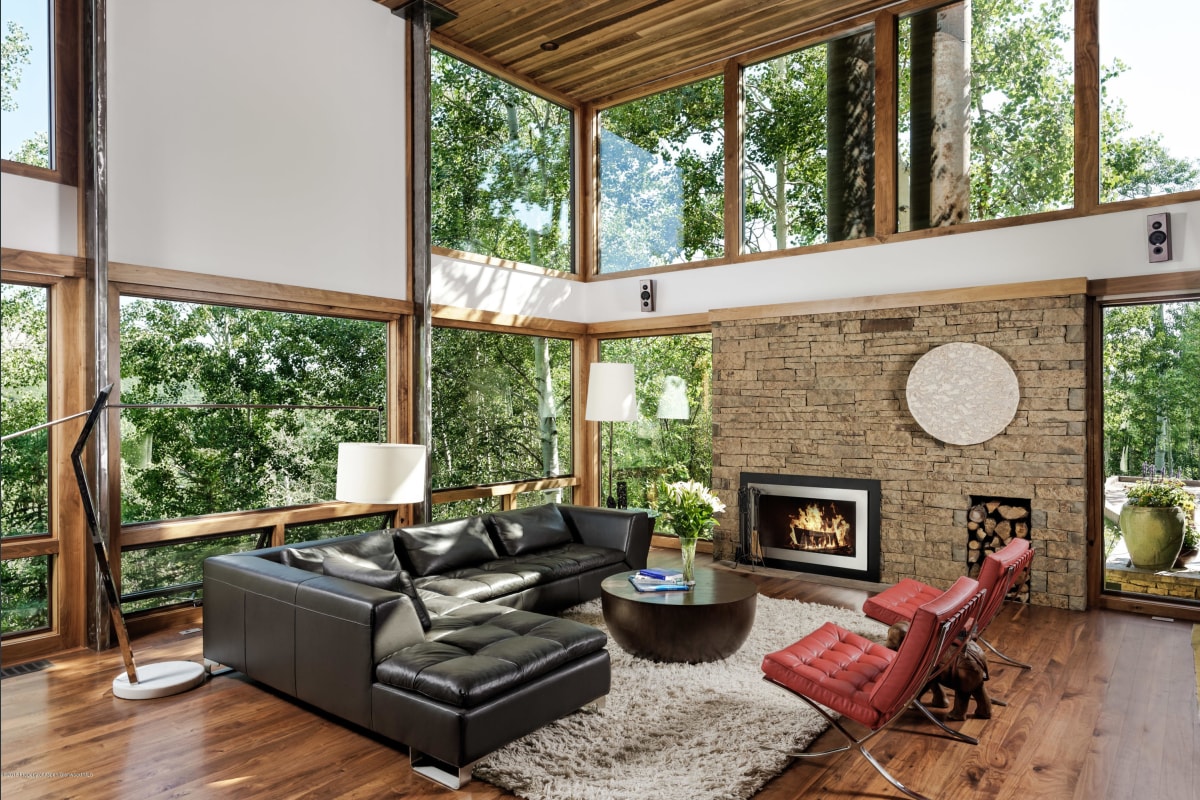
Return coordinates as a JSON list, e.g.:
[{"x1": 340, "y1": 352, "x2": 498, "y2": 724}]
[{"x1": 1119, "y1": 505, "x2": 1187, "y2": 570}]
